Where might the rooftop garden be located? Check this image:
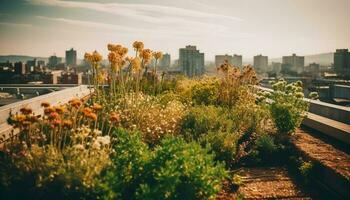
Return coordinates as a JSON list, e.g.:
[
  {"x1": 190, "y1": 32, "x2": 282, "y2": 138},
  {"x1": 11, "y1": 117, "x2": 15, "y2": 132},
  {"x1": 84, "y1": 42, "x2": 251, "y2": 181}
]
[{"x1": 0, "y1": 41, "x2": 318, "y2": 199}]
